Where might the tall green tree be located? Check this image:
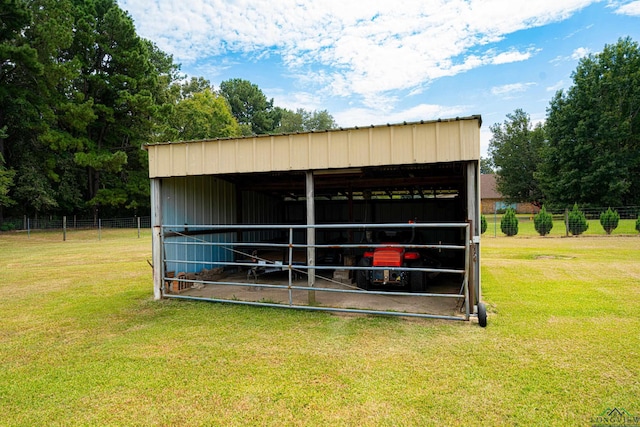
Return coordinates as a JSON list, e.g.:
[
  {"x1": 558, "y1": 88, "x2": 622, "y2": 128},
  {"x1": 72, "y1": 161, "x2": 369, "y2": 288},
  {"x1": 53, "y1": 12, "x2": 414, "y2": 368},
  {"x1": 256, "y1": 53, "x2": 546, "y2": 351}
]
[
  {"x1": 274, "y1": 108, "x2": 338, "y2": 133},
  {"x1": 488, "y1": 109, "x2": 545, "y2": 207},
  {"x1": 274, "y1": 107, "x2": 305, "y2": 133},
  {"x1": 0, "y1": 127, "x2": 15, "y2": 210},
  {"x1": 153, "y1": 77, "x2": 241, "y2": 142},
  {"x1": 303, "y1": 109, "x2": 337, "y2": 131},
  {"x1": 47, "y1": 0, "x2": 176, "y2": 217},
  {"x1": 167, "y1": 88, "x2": 241, "y2": 141},
  {"x1": 19, "y1": 0, "x2": 81, "y2": 215},
  {"x1": 0, "y1": 0, "x2": 44, "y2": 218},
  {"x1": 0, "y1": 0, "x2": 42, "y2": 150},
  {"x1": 0, "y1": 0, "x2": 179, "y2": 219},
  {"x1": 480, "y1": 156, "x2": 494, "y2": 174},
  {"x1": 219, "y1": 78, "x2": 280, "y2": 135},
  {"x1": 540, "y1": 37, "x2": 640, "y2": 207},
  {"x1": 67, "y1": 0, "x2": 152, "y2": 217}
]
